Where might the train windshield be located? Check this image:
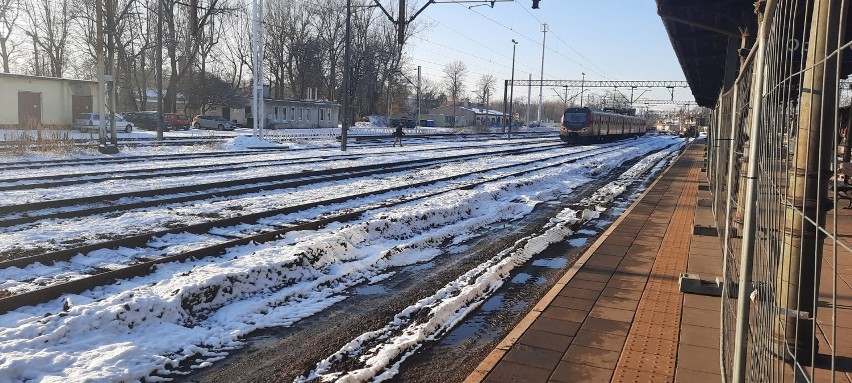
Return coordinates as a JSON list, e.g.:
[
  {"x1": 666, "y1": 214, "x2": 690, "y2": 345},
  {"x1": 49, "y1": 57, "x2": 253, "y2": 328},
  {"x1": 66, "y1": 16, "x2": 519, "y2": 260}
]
[{"x1": 563, "y1": 112, "x2": 588, "y2": 123}]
